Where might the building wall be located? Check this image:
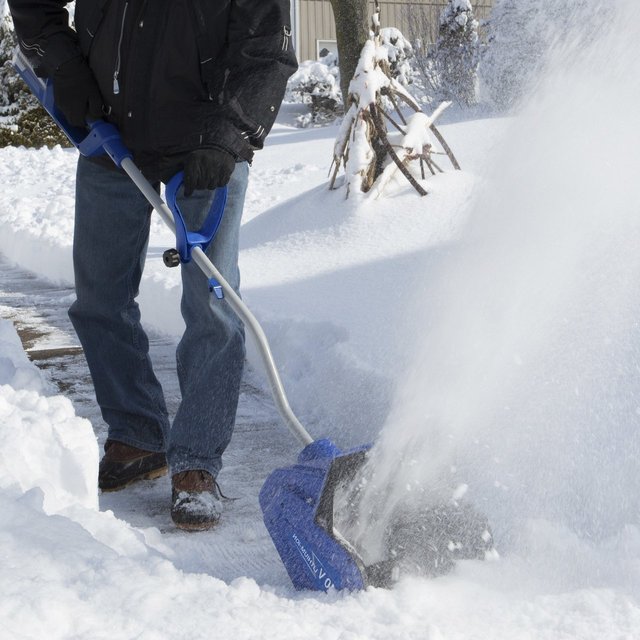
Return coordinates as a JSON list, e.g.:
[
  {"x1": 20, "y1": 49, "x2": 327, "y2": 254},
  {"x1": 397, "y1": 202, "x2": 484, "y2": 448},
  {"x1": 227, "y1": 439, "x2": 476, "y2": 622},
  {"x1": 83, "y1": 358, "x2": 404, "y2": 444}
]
[
  {"x1": 294, "y1": 0, "x2": 494, "y2": 62},
  {"x1": 294, "y1": 1, "x2": 337, "y2": 61}
]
